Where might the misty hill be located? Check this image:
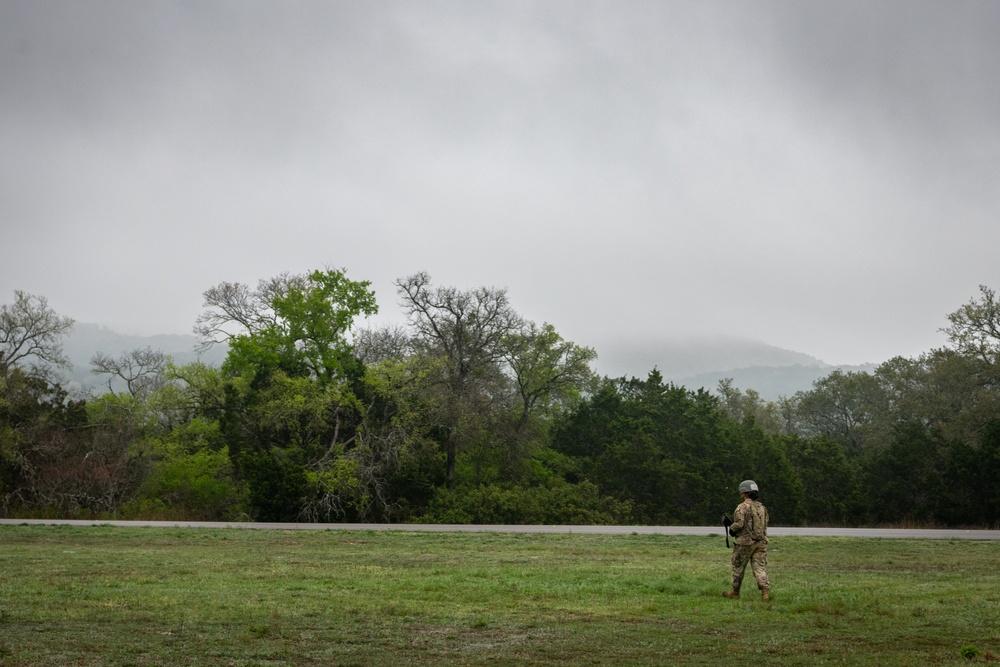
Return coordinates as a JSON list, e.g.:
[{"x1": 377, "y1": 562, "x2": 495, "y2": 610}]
[
  {"x1": 57, "y1": 325, "x2": 863, "y2": 400},
  {"x1": 593, "y1": 336, "x2": 875, "y2": 400},
  {"x1": 672, "y1": 363, "x2": 876, "y2": 401},
  {"x1": 60, "y1": 323, "x2": 227, "y2": 392}
]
